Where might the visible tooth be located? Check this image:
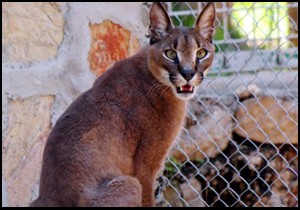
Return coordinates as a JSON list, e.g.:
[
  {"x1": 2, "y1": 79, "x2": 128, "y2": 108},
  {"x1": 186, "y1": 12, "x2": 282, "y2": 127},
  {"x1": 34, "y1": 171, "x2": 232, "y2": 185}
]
[{"x1": 179, "y1": 86, "x2": 182, "y2": 91}]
